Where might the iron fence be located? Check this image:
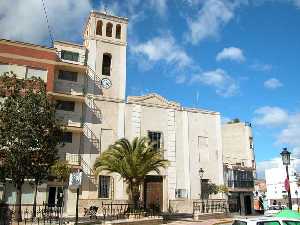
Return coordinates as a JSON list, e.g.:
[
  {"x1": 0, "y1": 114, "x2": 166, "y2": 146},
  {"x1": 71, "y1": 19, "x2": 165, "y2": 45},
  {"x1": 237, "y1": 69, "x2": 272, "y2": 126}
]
[
  {"x1": 193, "y1": 199, "x2": 228, "y2": 215},
  {"x1": 0, "y1": 201, "x2": 162, "y2": 224},
  {"x1": 0, "y1": 203, "x2": 63, "y2": 225}
]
